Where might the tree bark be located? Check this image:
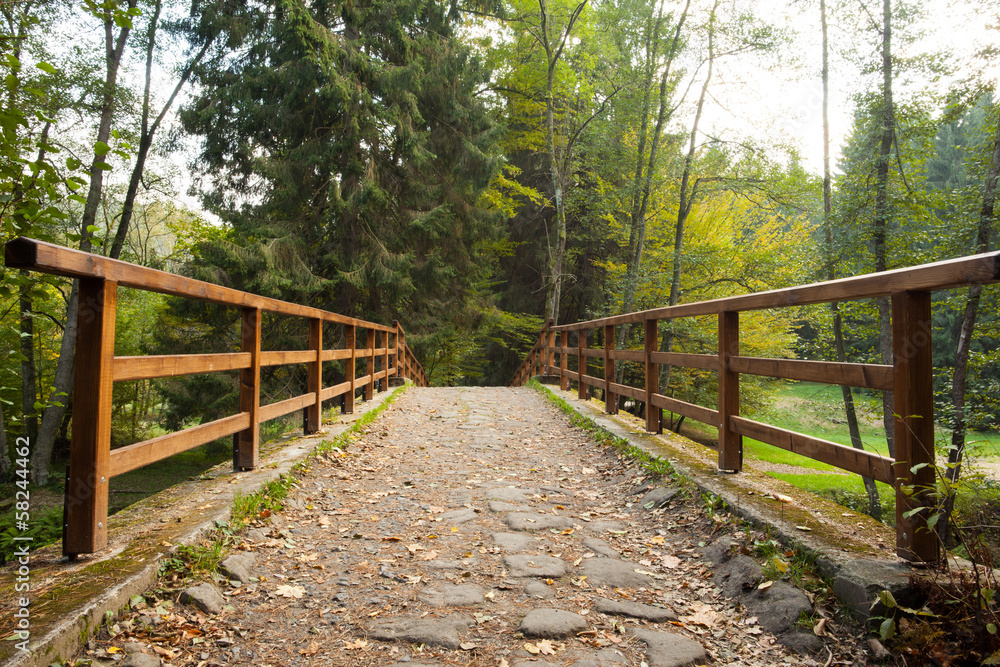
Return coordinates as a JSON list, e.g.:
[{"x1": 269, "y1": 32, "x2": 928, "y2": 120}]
[
  {"x1": 872, "y1": 0, "x2": 895, "y2": 458},
  {"x1": 821, "y1": 0, "x2": 880, "y2": 520},
  {"x1": 938, "y1": 114, "x2": 1000, "y2": 544}
]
